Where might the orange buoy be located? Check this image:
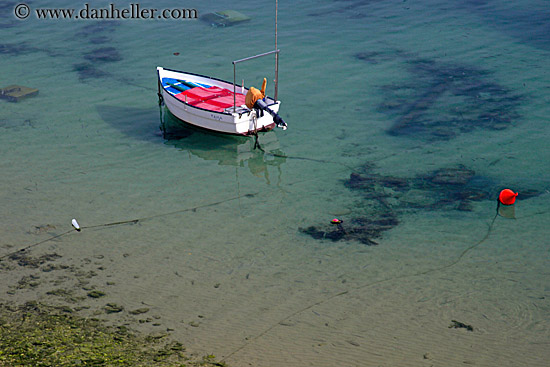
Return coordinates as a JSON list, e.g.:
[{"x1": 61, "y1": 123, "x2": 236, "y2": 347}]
[{"x1": 499, "y1": 189, "x2": 518, "y2": 205}]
